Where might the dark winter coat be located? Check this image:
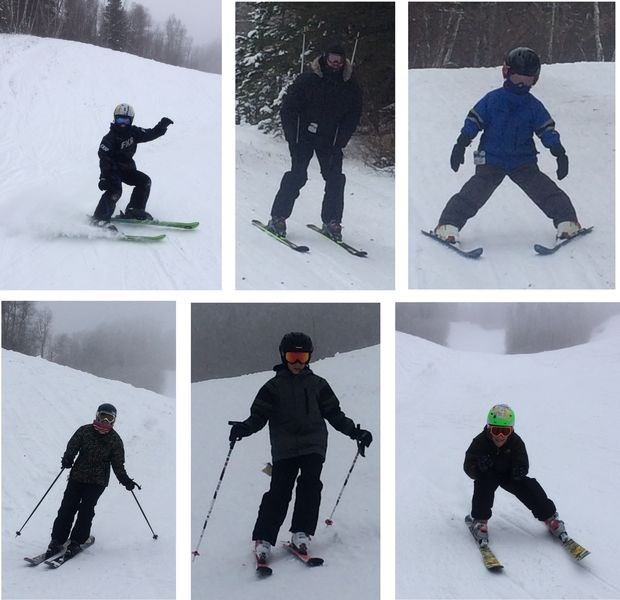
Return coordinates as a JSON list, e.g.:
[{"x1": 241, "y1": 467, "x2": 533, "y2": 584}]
[
  {"x1": 461, "y1": 83, "x2": 562, "y2": 171},
  {"x1": 280, "y1": 56, "x2": 363, "y2": 150},
  {"x1": 62, "y1": 424, "x2": 132, "y2": 488},
  {"x1": 241, "y1": 364, "x2": 357, "y2": 462},
  {"x1": 463, "y1": 428, "x2": 529, "y2": 480},
  {"x1": 98, "y1": 121, "x2": 168, "y2": 178}
]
